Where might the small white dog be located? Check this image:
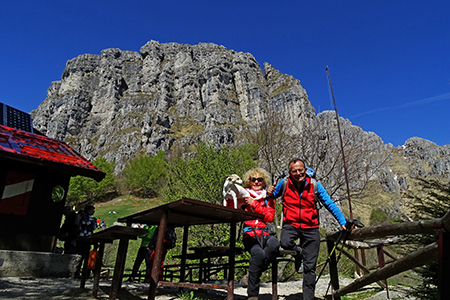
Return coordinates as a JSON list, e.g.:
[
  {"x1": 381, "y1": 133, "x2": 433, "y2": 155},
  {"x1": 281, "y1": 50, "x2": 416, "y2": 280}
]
[{"x1": 223, "y1": 174, "x2": 250, "y2": 209}]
